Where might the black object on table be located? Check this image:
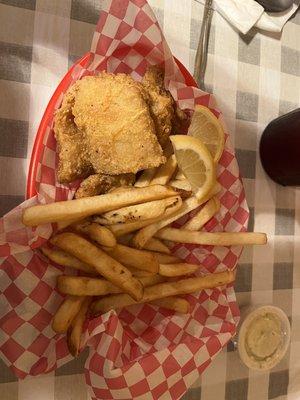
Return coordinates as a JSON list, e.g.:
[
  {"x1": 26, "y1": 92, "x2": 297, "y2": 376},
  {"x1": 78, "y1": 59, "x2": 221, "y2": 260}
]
[
  {"x1": 255, "y1": 0, "x2": 294, "y2": 12},
  {"x1": 260, "y1": 109, "x2": 300, "y2": 186}
]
